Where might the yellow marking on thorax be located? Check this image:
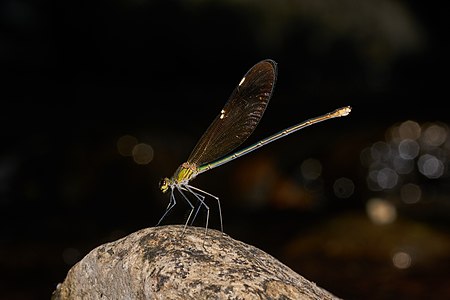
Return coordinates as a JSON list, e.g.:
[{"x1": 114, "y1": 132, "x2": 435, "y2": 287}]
[{"x1": 173, "y1": 162, "x2": 198, "y2": 183}]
